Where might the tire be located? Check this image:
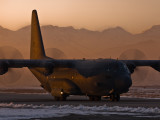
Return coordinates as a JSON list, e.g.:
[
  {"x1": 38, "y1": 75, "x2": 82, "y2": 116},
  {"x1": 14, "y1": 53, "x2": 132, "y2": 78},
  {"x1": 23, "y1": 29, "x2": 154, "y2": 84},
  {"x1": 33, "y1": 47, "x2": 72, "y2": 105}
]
[
  {"x1": 110, "y1": 93, "x2": 120, "y2": 102},
  {"x1": 54, "y1": 96, "x2": 67, "y2": 101},
  {"x1": 89, "y1": 96, "x2": 101, "y2": 101}
]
